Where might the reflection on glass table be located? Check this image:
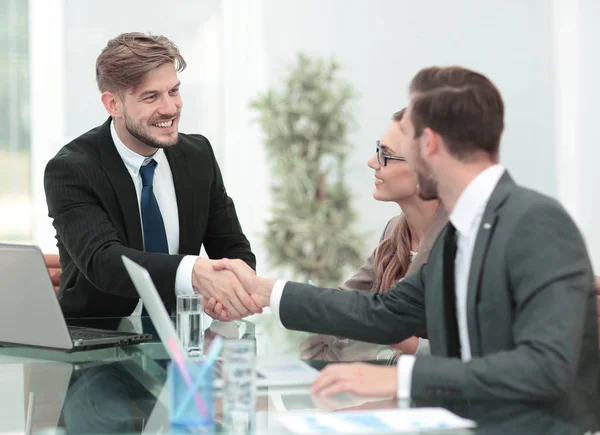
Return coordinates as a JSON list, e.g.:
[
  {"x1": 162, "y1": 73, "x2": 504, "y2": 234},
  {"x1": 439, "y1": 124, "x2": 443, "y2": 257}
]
[{"x1": 0, "y1": 313, "x2": 596, "y2": 434}]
